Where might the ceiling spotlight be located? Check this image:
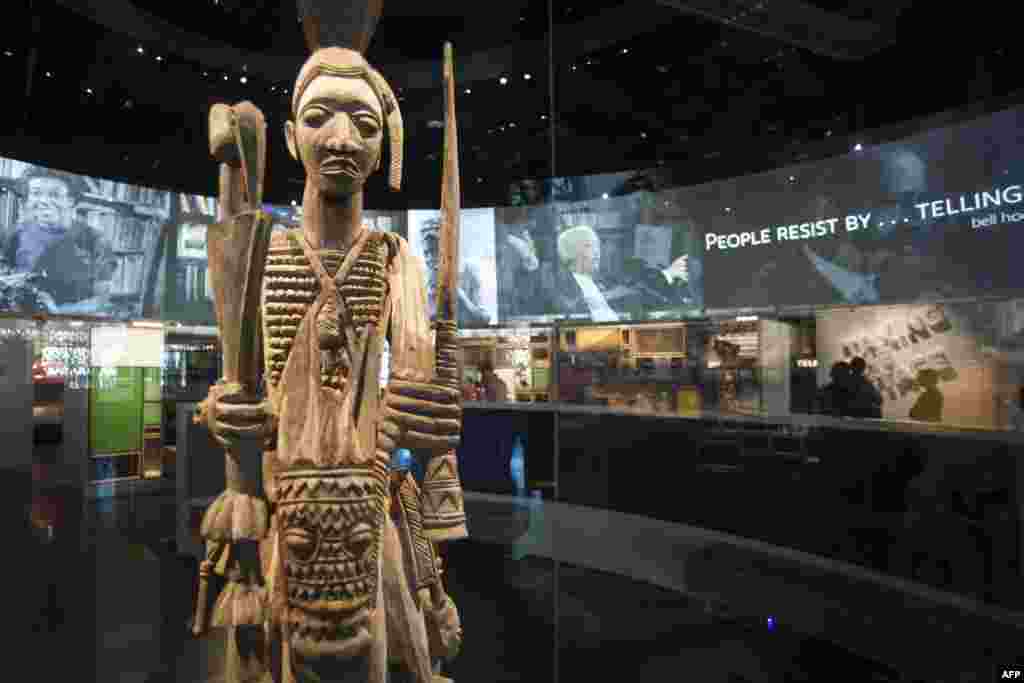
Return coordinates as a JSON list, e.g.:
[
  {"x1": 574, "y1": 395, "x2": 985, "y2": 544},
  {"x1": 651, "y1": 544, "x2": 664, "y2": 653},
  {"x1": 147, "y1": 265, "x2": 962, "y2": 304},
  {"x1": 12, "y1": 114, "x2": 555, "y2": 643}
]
[
  {"x1": 725, "y1": 207, "x2": 732, "y2": 213},
  {"x1": 137, "y1": 46, "x2": 144, "y2": 54},
  {"x1": 641, "y1": 132, "x2": 647, "y2": 139},
  {"x1": 223, "y1": 75, "x2": 229, "y2": 81},
  {"x1": 477, "y1": 177, "x2": 483, "y2": 183},
  {"x1": 240, "y1": 76, "x2": 247, "y2": 84},
  {"x1": 499, "y1": 77, "x2": 508, "y2": 85},
  {"x1": 602, "y1": 193, "x2": 609, "y2": 199},
  {"x1": 523, "y1": 73, "x2": 532, "y2": 80},
  {"x1": 203, "y1": 72, "x2": 208, "y2": 77},
  {"x1": 464, "y1": 88, "x2": 471, "y2": 94},
  {"x1": 788, "y1": 175, "x2": 796, "y2": 182},
  {"x1": 271, "y1": 86, "x2": 276, "y2": 92},
  {"x1": 85, "y1": 88, "x2": 93, "y2": 95},
  {"x1": 45, "y1": 71, "x2": 52, "y2": 78},
  {"x1": 825, "y1": 129, "x2": 832, "y2": 137},
  {"x1": 156, "y1": 55, "x2": 163, "y2": 62},
  {"x1": 3, "y1": 51, "x2": 12, "y2": 57},
  {"x1": 854, "y1": 143, "x2": 863, "y2": 151},
  {"x1": 621, "y1": 48, "x2": 629, "y2": 54},
  {"x1": 291, "y1": 200, "x2": 297, "y2": 206},
  {"x1": 571, "y1": 65, "x2": 577, "y2": 72},
  {"x1": 541, "y1": 114, "x2": 548, "y2": 120}
]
